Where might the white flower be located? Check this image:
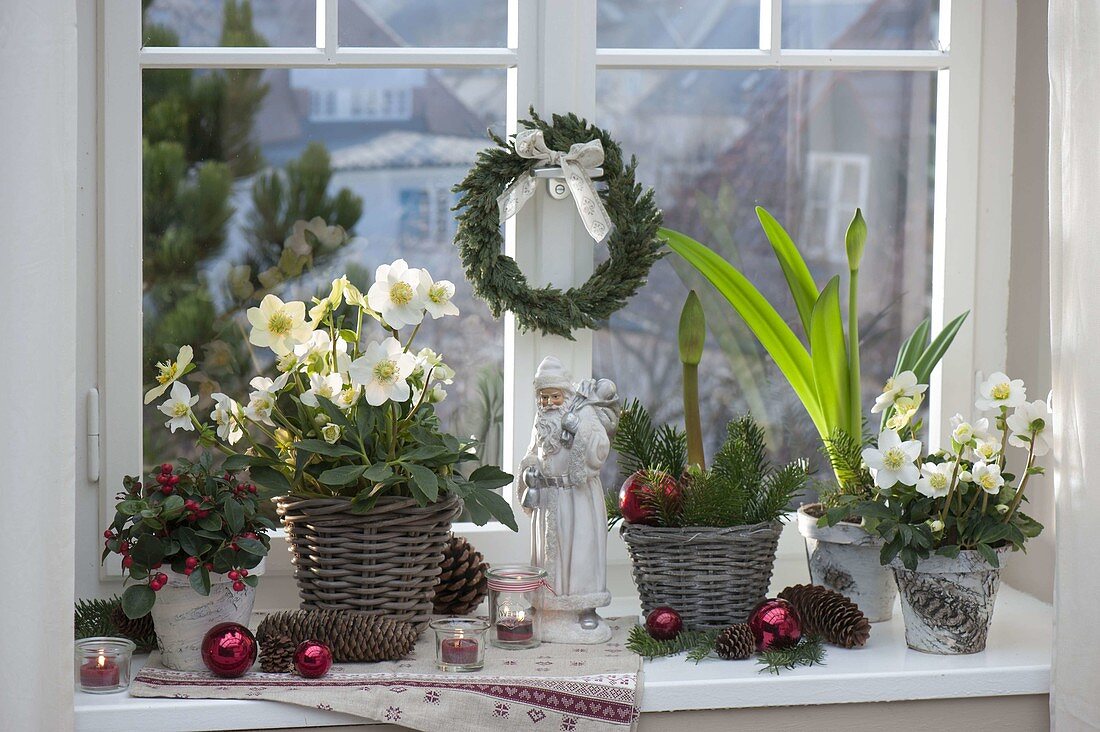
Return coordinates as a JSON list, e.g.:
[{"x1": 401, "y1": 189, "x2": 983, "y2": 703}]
[
  {"x1": 972, "y1": 461, "x2": 1005, "y2": 494},
  {"x1": 975, "y1": 371, "x2": 1027, "y2": 411},
  {"x1": 309, "y1": 276, "x2": 349, "y2": 324},
  {"x1": 871, "y1": 370, "x2": 928, "y2": 414},
  {"x1": 995, "y1": 503, "x2": 1010, "y2": 514},
  {"x1": 861, "y1": 430, "x2": 922, "y2": 488},
  {"x1": 334, "y1": 384, "x2": 361, "y2": 411},
  {"x1": 929, "y1": 519, "x2": 945, "y2": 534},
  {"x1": 959, "y1": 469, "x2": 973, "y2": 483},
  {"x1": 420, "y1": 269, "x2": 459, "y2": 319},
  {"x1": 157, "y1": 381, "x2": 198, "y2": 433},
  {"x1": 243, "y1": 373, "x2": 290, "y2": 426},
  {"x1": 210, "y1": 393, "x2": 244, "y2": 445},
  {"x1": 367, "y1": 259, "x2": 427, "y2": 329},
  {"x1": 916, "y1": 461, "x2": 953, "y2": 498},
  {"x1": 348, "y1": 337, "x2": 417, "y2": 406},
  {"x1": 950, "y1": 414, "x2": 990, "y2": 446},
  {"x1": 416, "y1": 347, "x2": 455, "y2": 384},
  {"x1": 343, "y1": 280, "x2": 370, "y2": 309},
  {"x1": 275, "y1": 351, "x2": 299, "y2": 373},
  {"x1": 321, "y1": 422, "x2": 342, "y2": 445},
  {"x1": 300, "y1": 372, "x2": 345, "y2": 408},
  {"x1": 1006, "y1": 399, "x2": 1053, "y2": 456},
  {"x1": 886, "y1": 393, "x2": 923, "y2": 430},
  {"x1": 427, "y1": 384, "x2": 447, "y2": 404},
  {"x1": 144, "y1": 345, "x2": 193, "y2": 404},
  {"x1": 247, "y1": 294, "x2": 312, "y2": 355},
  {"x1": 968, "y1": 437, "x2": 1001, "y2": 463},
  {"x1": 294, "y1": 330, "x2": 352, "y2": 374}
]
